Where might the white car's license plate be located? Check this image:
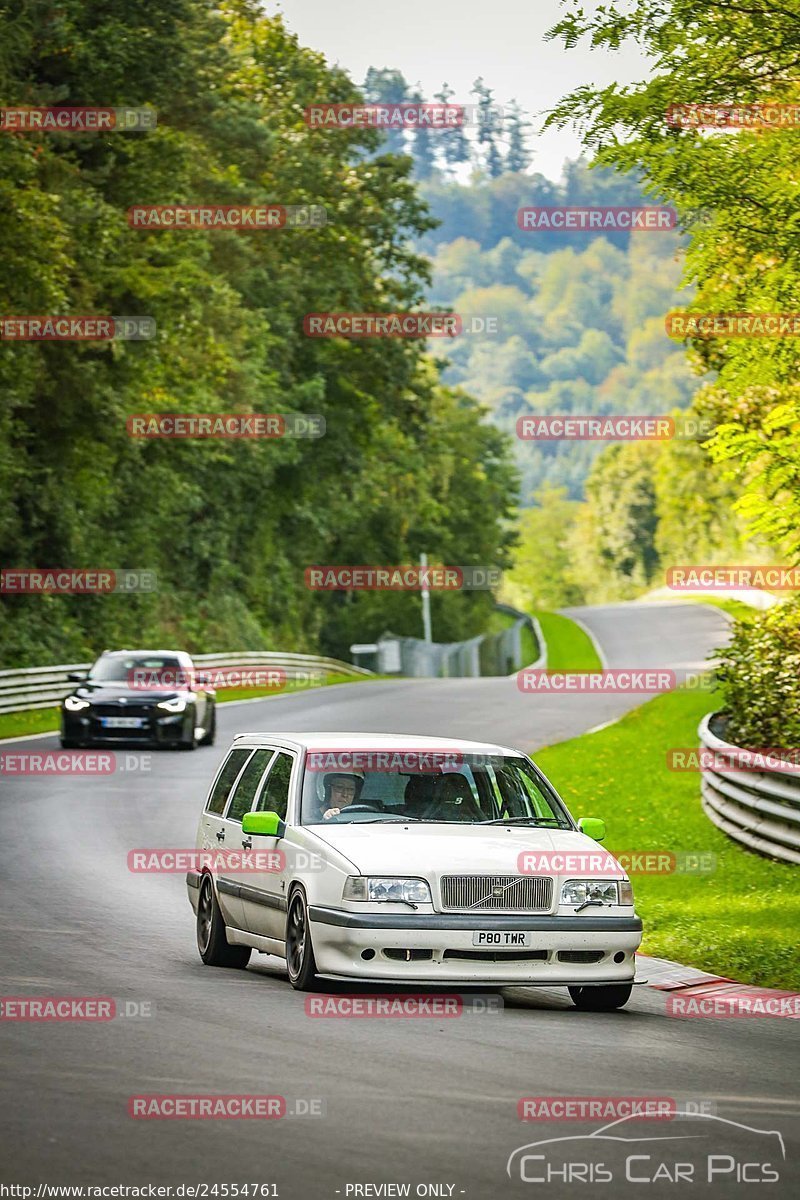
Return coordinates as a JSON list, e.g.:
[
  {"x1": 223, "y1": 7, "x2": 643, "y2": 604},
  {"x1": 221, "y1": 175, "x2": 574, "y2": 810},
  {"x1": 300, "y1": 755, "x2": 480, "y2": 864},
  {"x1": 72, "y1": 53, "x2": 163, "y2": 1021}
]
[
  {"x1": 472, "y1": 930, "x2": 532, "y2": 948},
  {"x1": 100, "y1": 716, "x2": 144, "y2": 729}
]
